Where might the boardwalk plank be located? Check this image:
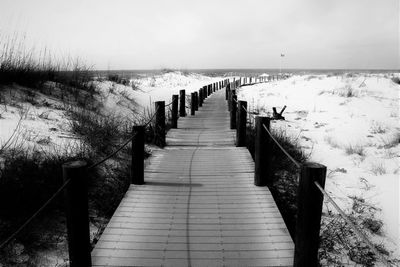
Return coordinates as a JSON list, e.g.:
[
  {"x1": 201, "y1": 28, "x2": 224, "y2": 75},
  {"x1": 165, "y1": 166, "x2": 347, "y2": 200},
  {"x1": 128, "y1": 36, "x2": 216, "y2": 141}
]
[{"x1": 91, "y1": 89, "x2": 294, "y2": 266}]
